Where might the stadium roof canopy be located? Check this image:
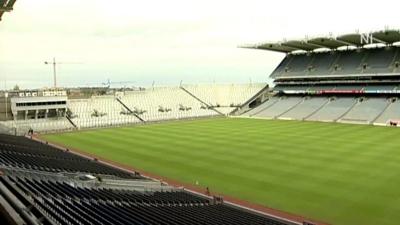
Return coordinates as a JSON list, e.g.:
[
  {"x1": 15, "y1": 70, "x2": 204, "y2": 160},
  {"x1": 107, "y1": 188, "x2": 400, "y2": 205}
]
[
  {"x1": 242, "y1": 29, "x2": 400, "y2": 54},
  {"x1": 0, "y1": 0, "x2": 17, "y2": 21}
]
